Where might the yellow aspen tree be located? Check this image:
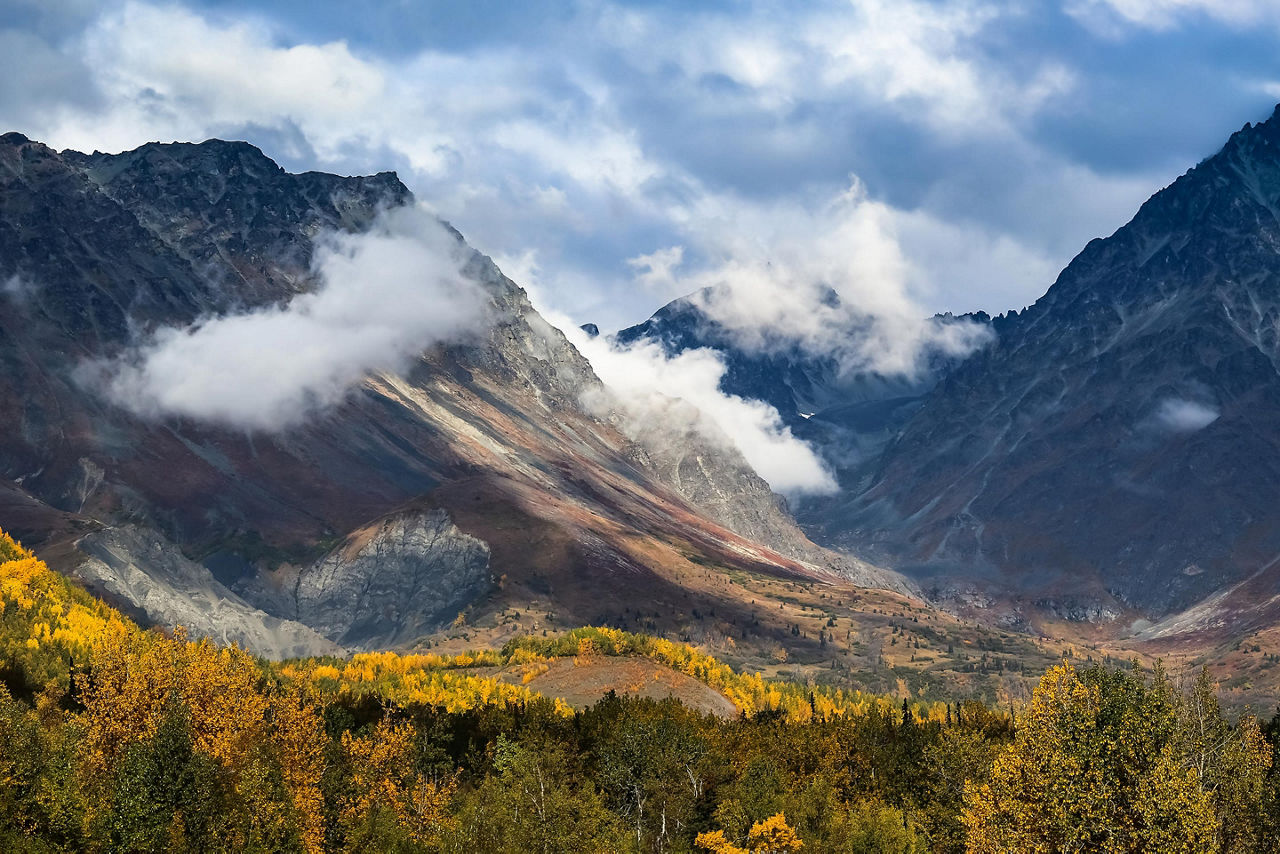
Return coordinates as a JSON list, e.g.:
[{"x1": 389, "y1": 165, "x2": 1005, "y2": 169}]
[
  {"x1": 78, "y1": 624, "x2": 175, "y2": 772},
  {"x1": 176, "y1": 637, "x2": 268, "y2": 768},
  {"x1": 962, "y1": 662, "x2": 1216, "y2": 854},
  {"x1": 269, "y1": 688, "x2": 327, "y2": 854},
  {"x1": 341, "y1": 718, "x2": 455, "y2": 845},
  {"x1": 696, "y1": 829, "x2": 749, "y2": 854},
  {"x1": 746, "y1": 813, "x2": 804, "y2": 852},
  {"x1": 697, "y1": 813, "x2": 803, "y2": 853}
]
